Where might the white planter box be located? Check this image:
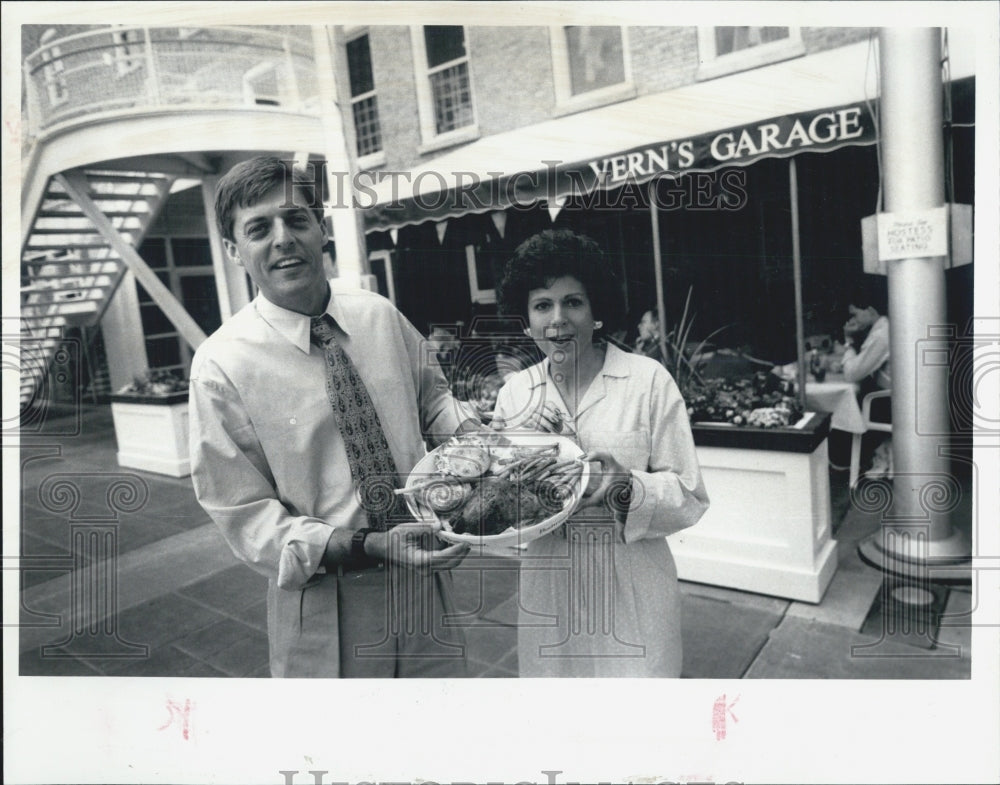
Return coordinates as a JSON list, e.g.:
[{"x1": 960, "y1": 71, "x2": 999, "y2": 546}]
[
  {"x1": 668, "y1": 412, "x2": 838, "y2": 603},
  {"x1": 110, "y1": 393, "x2": 190, "y2": 478}
]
